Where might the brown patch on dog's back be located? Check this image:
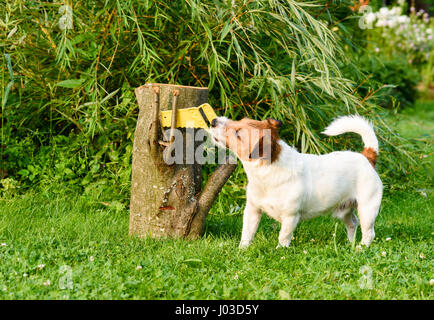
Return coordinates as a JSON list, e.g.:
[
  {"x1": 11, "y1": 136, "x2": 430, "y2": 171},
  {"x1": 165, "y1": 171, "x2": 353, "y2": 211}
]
[{"x1": 361, "y1": 147, "x2": 377, "y2": 168}]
